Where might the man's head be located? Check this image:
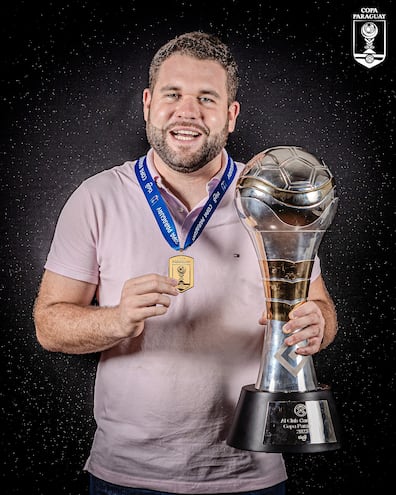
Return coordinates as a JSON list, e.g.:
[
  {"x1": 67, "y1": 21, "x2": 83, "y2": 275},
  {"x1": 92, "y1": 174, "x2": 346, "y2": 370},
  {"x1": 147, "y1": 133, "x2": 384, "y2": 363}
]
[
  {"x1": 149, "y1": 31, "x2": 239, "y2": 105},
  {"x1": 143, "y1": 32, "x2": 240, "y2": 174}
]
